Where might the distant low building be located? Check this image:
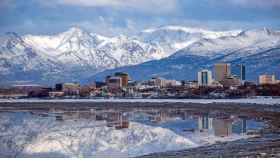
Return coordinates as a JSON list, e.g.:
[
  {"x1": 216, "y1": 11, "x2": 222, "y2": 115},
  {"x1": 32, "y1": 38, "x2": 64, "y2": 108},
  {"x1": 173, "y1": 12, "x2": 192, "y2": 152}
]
[
  {"x1": 259, "y1": 74, "x2": 276, "y2": 85},
  {"x1": 211, "y1": 81, "x2": 223, "y2": 87},
  {"x1": 62, "y1": 83, "x2": 81, "y2": 96},
  {"x1": 12, "y1": 84, "x2": 51, "y2": 97},
  {"x1": 0, "y1": 87, "x2": 28, "y2": 98},
  {"x1": 244, "y1": 81, "x2": 257, "y2": 87},
  {"x1": 219, "y1": 76, "x2": 241, "y2": 88},
  {"x1": 152, "y1": 77, "x2": 181, "y2": 88},
  {"x1": 49, "y1": 91, "x2": 65, "y2": 98},
  {"x1": 107, "y1": 76, "x2": 122, "y2": 89},
  {"x1": 183, "y1": 81, "x2": 199, "y2": 88}
]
